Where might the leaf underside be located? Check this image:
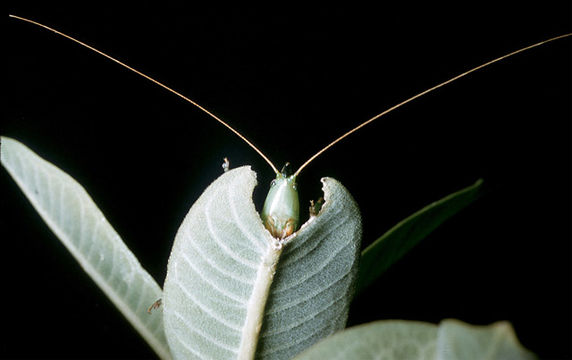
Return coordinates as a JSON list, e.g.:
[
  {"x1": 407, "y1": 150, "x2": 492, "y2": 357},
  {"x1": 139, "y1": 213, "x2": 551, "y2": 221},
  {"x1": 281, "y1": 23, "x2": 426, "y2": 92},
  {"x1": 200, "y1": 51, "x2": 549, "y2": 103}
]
[
  {"x1": 4, "y1": 136, "x2": 497, "y2": 360},
  {"x1": 0, "y1": 137, "x2": 171, "y2": 359},
  {"x1": 295, "y1": 319, "x2": 536, "y2": 360},
  {"x1": 356, "y1": 178, "x2": 483, "y2": 294},
  {"x1": 163, "y1": 166, "x2": 362, "y2": 359}
]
